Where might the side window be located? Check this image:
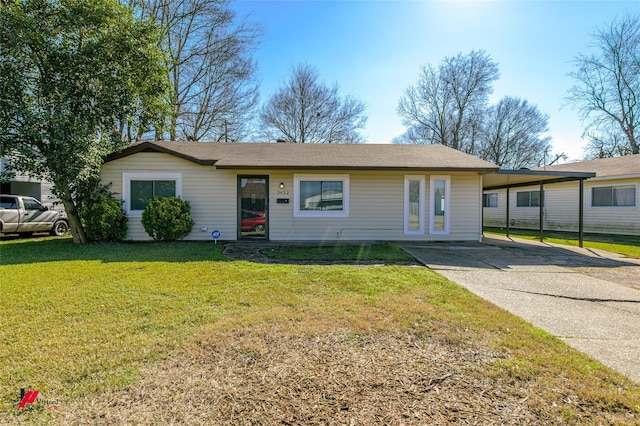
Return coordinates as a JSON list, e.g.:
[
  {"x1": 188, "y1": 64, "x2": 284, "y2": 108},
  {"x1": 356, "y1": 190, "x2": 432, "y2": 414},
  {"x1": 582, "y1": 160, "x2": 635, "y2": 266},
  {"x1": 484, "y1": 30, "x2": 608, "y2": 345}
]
[
  {"x1": 22, "y1": 198, "x2": 44, "y2": 211},
  {"x1": 429, "y1": 175, "x2": 450, "y2": 234},
  {"x1": 591, "y1": 185, "x2": 636, "y2": 207},
  {"x1": 404, "y1": 175, "x2": 425, "y2": 234},
  {"x1": 516, "y1": 190, "x2": 544, "y2": 207},
  {"x1": 483, "y1": 193, "x2": 498, "y2": 208}
]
